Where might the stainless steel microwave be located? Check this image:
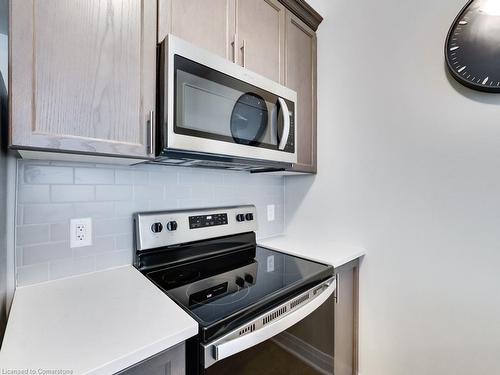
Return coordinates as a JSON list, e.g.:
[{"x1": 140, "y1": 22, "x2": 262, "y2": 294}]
[{"x1": 155, "y1": 35, "x2": 297, "y2": 171}]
